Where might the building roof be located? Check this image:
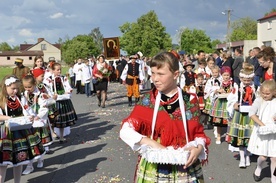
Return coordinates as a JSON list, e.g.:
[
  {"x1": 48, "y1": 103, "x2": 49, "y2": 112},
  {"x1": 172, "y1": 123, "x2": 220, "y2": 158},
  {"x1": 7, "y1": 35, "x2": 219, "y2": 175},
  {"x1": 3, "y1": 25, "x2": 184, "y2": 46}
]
[
  {"x1": 0, "y1": 50, "x2": 44, "y2": 56},
  {"x1": 20, "y1": 38, "x2": 61, "y2": 51},
  {"x1": 258, "y1": 12, "x2": 276, "y2": 21}
]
